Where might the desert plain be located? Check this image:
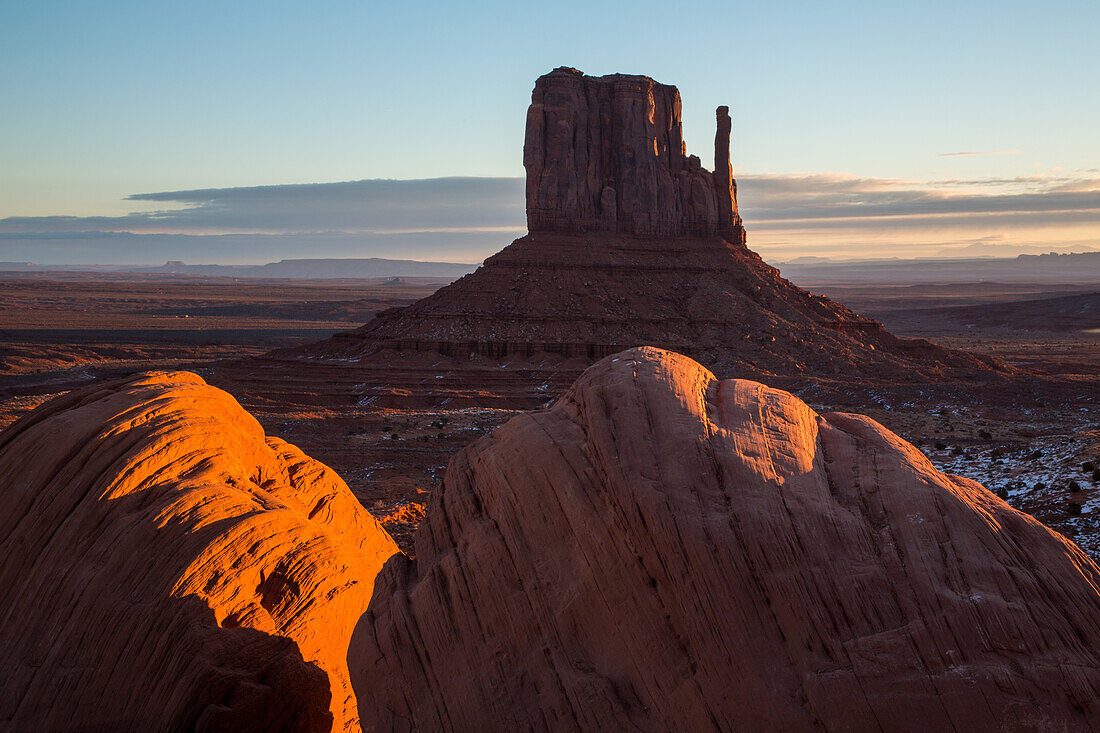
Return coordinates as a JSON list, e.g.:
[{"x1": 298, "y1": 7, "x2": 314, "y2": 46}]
[{"x1": 2, "y1": 270, "x2": 1095, "y2": 555}]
